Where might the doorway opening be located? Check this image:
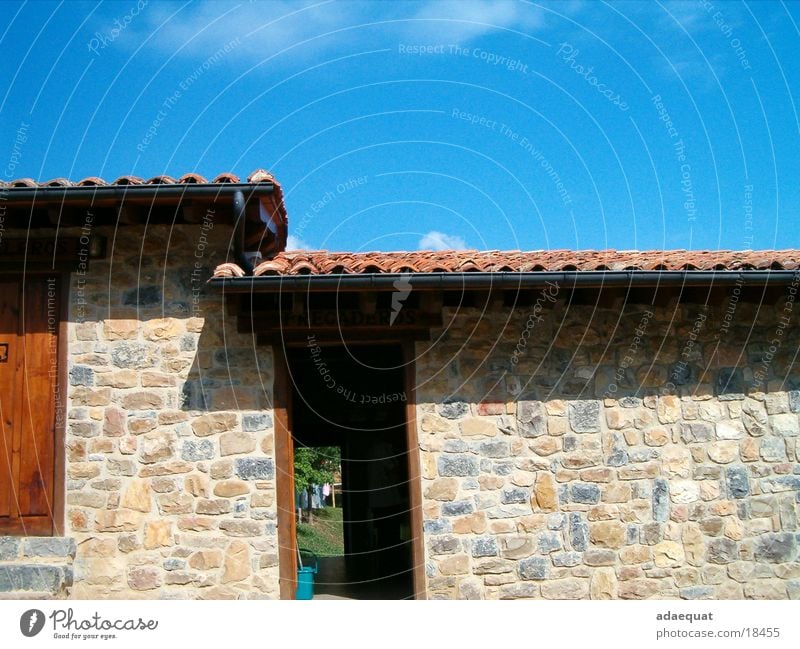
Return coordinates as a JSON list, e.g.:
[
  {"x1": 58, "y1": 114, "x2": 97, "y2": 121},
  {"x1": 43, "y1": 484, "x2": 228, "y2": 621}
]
[{"x1": 289, "y1": 343, "x2": 414, "y2": 599}]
